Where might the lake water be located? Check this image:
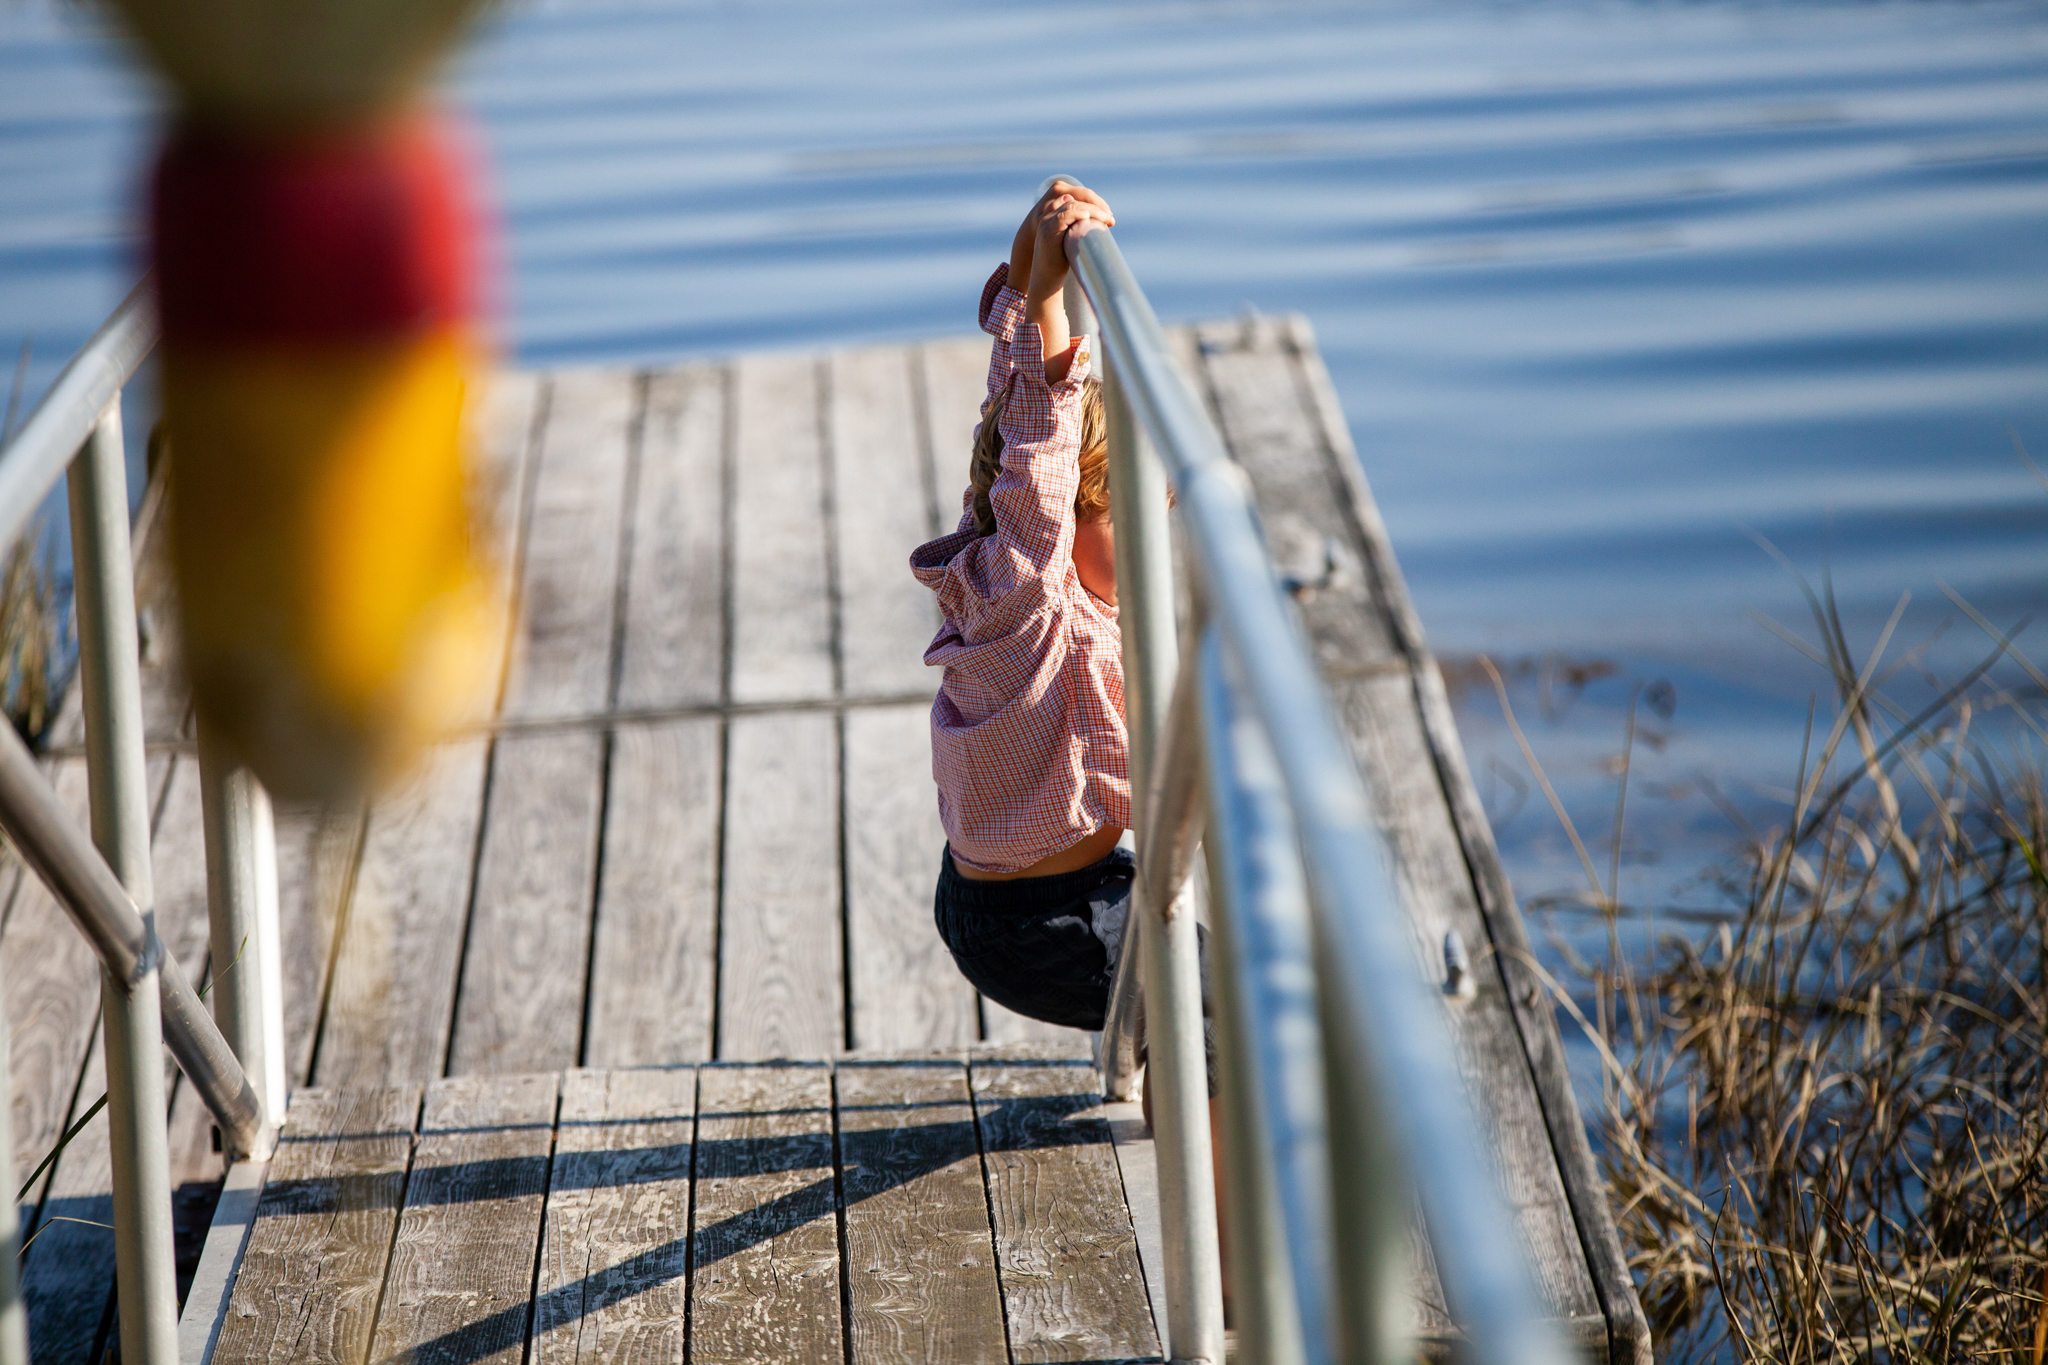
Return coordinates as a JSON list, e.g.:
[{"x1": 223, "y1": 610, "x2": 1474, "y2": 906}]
[{"x1": 4, "y1": 0, "x2": 2047, "y2": 932}]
